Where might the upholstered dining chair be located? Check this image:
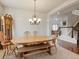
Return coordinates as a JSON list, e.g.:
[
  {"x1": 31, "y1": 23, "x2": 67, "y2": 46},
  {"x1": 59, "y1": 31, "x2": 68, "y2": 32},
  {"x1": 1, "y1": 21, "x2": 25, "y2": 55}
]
[
  {"x1": 33, "y1": 31, "x2": 38, "y2": 35},
  {"x1": 24, "y1": 31, "x2": 31, "y2": 36}
]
